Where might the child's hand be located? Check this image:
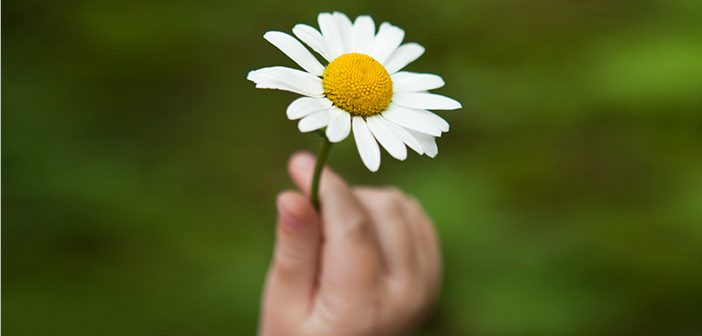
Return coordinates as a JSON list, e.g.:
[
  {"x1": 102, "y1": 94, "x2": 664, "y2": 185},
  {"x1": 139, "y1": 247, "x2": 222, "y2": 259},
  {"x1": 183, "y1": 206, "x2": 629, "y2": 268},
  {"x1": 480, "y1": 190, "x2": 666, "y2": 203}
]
[{"x1": 259, "y1": 152, "x2": 442, "y2": 336}]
